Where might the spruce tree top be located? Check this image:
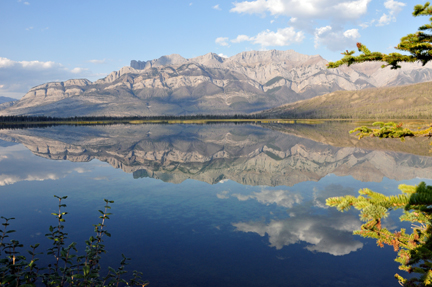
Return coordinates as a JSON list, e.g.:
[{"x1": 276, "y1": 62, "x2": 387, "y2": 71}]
[{"x1": 327, "y1": 2, "x2": 432, "y2": 70}]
